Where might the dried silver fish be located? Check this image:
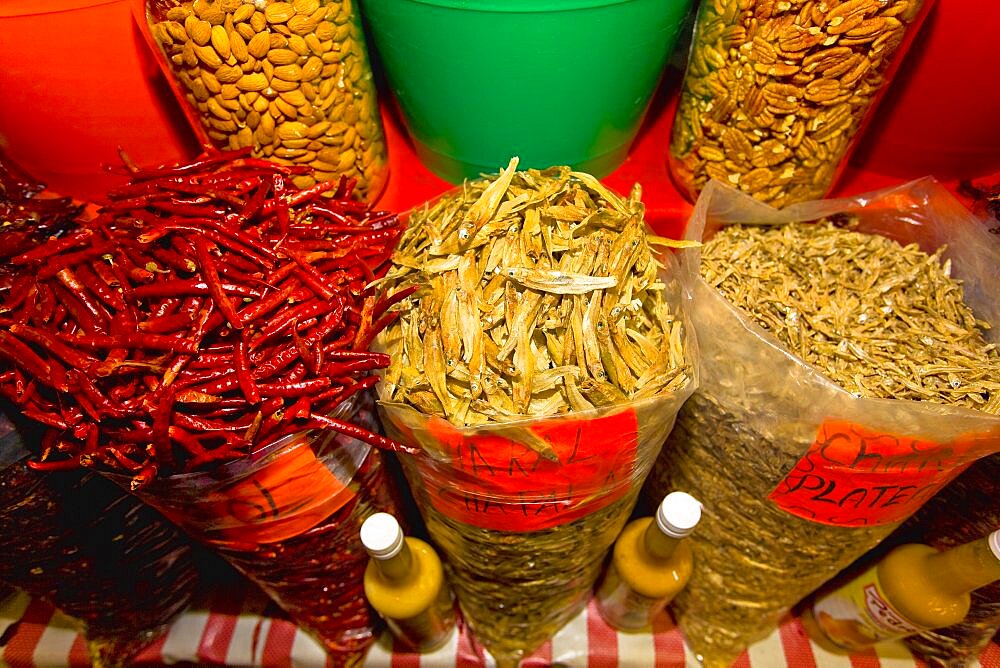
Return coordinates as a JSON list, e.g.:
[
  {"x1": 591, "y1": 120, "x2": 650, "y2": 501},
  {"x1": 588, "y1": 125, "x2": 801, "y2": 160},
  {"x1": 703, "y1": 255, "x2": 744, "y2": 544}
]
[
  {"x1": 648, "y1": 217, "x2": 1000, "y2": 665},
  {"x1": 375, "y1": 159, "x2": 694, "y2": 664}
]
